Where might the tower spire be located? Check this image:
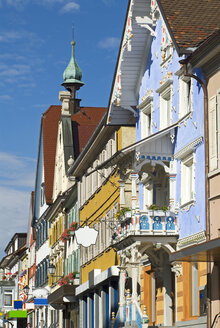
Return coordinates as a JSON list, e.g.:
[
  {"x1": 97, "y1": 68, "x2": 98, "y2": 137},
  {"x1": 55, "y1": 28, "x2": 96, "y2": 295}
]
[
  {"x1": 61, "y1": 27, "x2": 84, "y2": 114},
  {"x1": 62, "y1": 27, "x2": 84, "y2": 90}
]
